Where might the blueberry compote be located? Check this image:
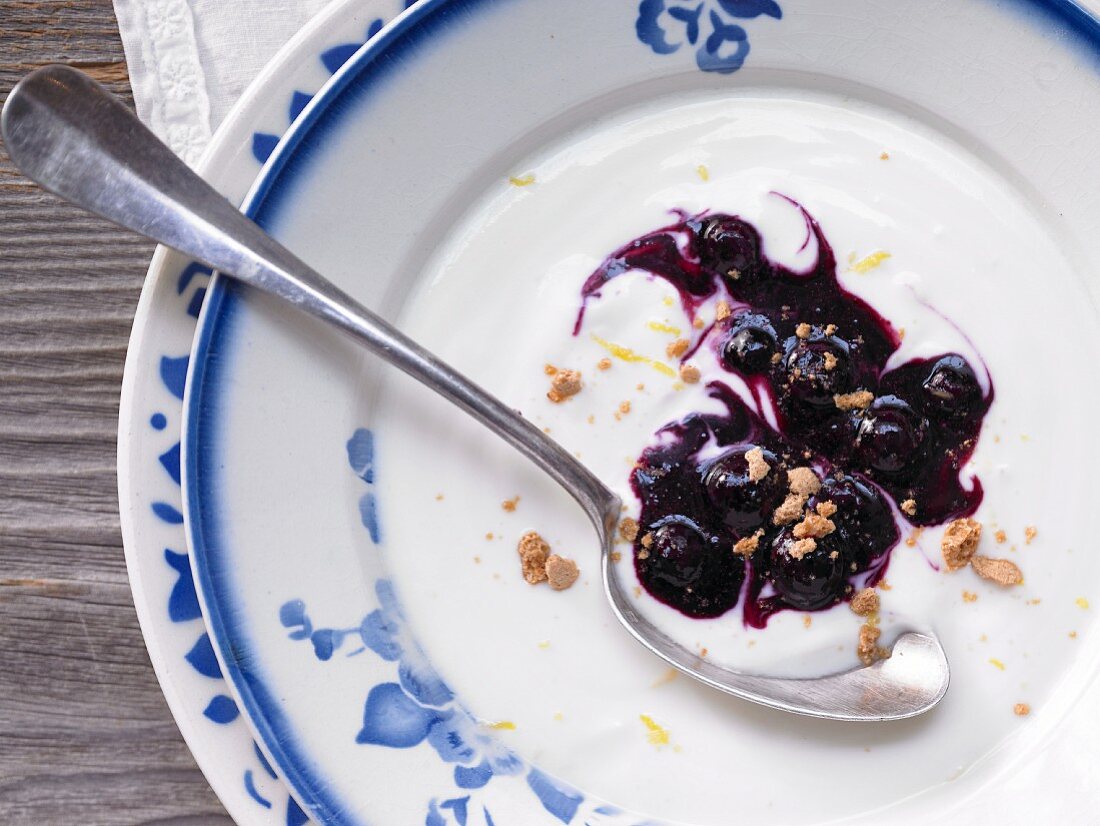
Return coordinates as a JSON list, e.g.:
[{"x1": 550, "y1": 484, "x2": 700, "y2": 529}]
[{"x1": 576, "y1": 204, "x2": 993, "y2": 626}]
